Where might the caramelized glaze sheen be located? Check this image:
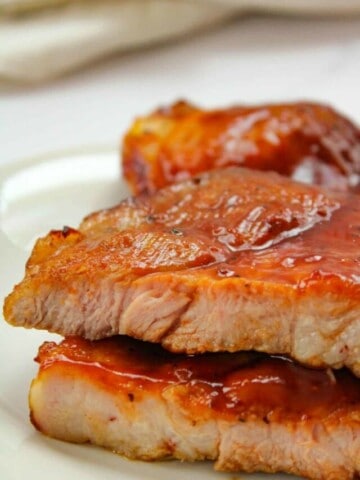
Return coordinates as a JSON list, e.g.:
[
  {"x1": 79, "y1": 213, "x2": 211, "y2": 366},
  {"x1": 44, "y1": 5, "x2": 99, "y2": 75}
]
[
  {"x1": 37, "y1": 336, "x2": 360, "y2": 421},
  {"x1": 123, "y1": 101, "x2": 360, "y2": 195},
  {"x1": 5, "y1": 168, "x2": 360, "y2": 372},
  {"x1": 79, "y1": 168, "x2": 360, "y2": 284}
]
